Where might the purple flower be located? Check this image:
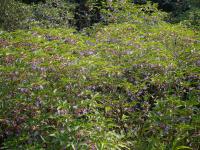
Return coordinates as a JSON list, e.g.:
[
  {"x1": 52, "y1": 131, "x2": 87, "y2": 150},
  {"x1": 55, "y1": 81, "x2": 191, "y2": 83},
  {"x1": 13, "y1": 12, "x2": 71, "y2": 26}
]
[{"x1": 18, "y1": 88, "x2": 29, "y2": 94}]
